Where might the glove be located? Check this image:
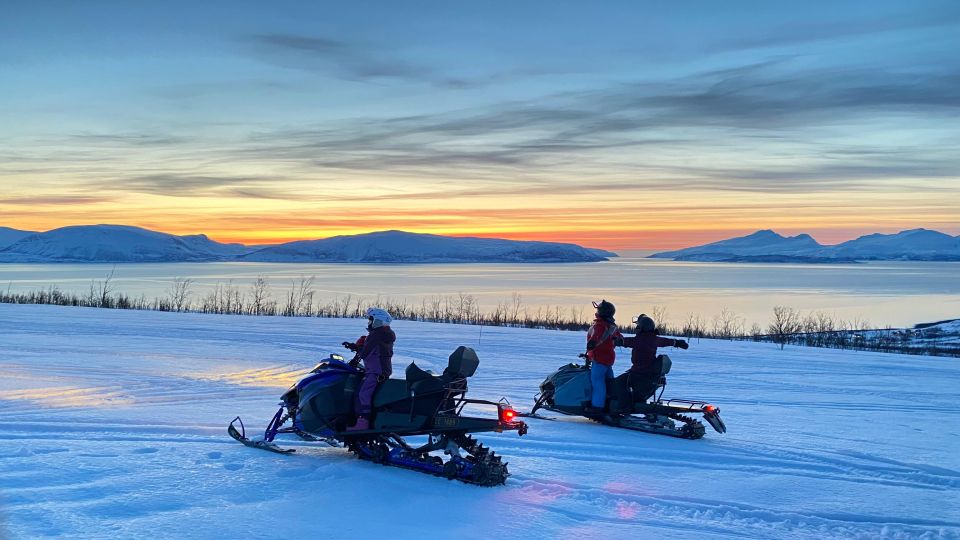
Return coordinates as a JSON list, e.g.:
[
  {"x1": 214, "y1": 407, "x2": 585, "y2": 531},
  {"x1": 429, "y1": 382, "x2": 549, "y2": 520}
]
[
  {"x1": 674, "y1": 339, "x2": 689, "y2": 349},
  {"x1": 614, "y1": 335, "x2": 624, "y2": 347},
  {"x1": 342, "y1": 341, "x2": 358, "y2": 352},
  {"x1": 586, "y1": 340, "x2": 597, "y2": 351}
]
